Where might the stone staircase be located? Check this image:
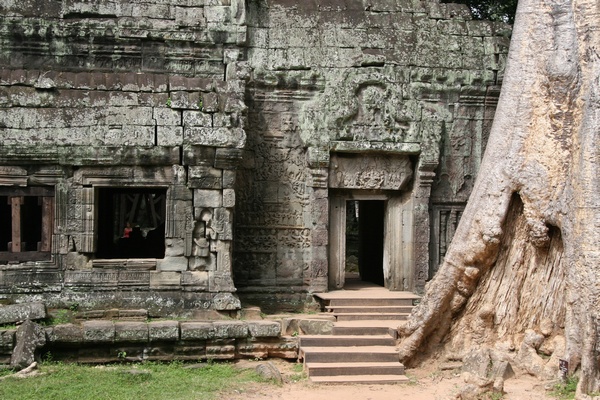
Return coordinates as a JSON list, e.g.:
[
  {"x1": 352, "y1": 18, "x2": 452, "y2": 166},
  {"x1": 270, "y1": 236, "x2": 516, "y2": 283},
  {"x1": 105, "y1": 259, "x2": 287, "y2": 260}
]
[{"x1": 299, "y1": 283, "x2": 419, "y2": 384}]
